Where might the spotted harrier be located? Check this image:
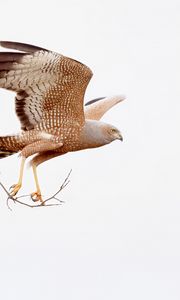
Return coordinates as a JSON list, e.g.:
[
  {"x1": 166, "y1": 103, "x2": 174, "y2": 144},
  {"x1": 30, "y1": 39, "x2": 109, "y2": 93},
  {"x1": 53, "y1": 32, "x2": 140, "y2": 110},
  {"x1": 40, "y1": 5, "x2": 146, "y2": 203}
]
[{"x1": 0, "y1": 41, "x2": 125, "y2": 202}]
